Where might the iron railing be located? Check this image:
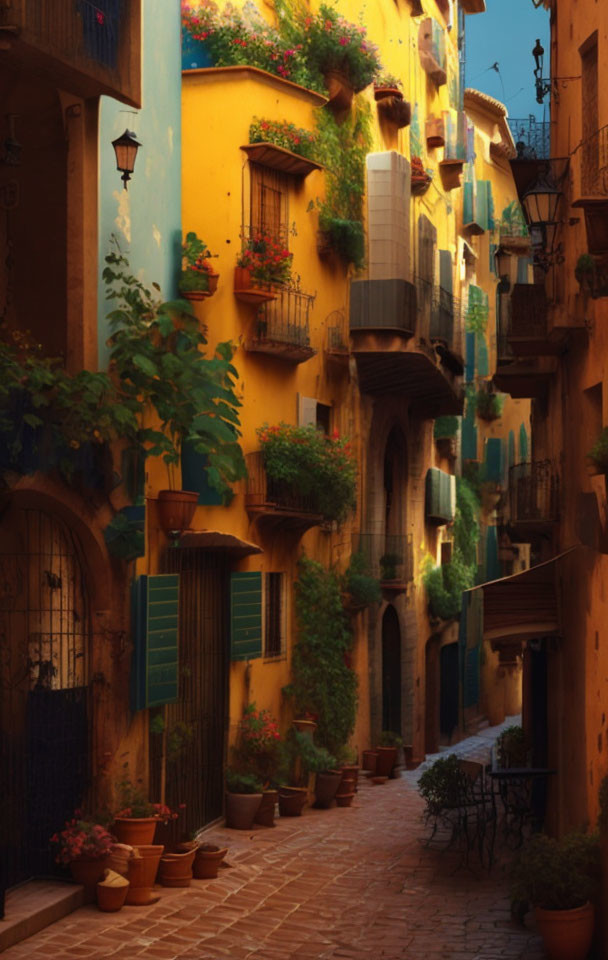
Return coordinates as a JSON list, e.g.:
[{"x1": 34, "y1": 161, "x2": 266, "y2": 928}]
[
  {"x1": 326, "y1": 309, "x2": 349, "y2": 355},
  {"x1": 580, "y1": 123, "x2": 608, "y2": 196},
  {"x1": 353, "y1": 533, "x2": 414, "y2": 583},
  {"x1": 417, "y1": 277, "x2": 461, "y2": 349},
  {"x1": 245, "y1": 451, "x2": 320, "y2": 515},
  {"x1": 0, "y1": 0, "x2": 140, "y2": 105},
  {"x1": 509, "y1": 283, "x2": 548, "y2": 341},
  {"x1": 251, "y1": 285, "x2": 315, "y2": 354},
  {"x1": 508, "y1": 118, "x2": 551, "y2": 160},
  {"x1": 509, "y1": 461, "x2": 558, "y2": 524},
  {"x1": 349, "y1": 279, "x2": 417, "y2": 335}
]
